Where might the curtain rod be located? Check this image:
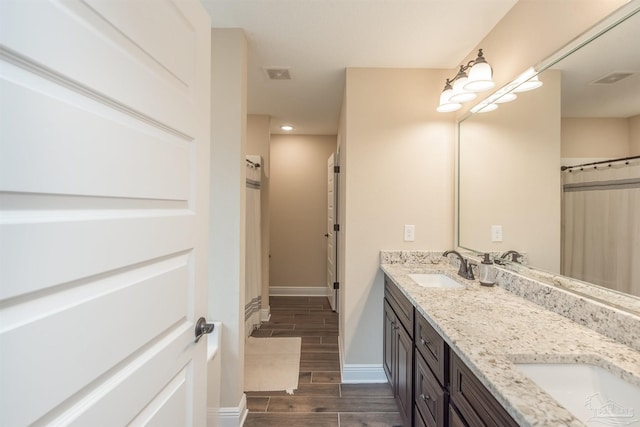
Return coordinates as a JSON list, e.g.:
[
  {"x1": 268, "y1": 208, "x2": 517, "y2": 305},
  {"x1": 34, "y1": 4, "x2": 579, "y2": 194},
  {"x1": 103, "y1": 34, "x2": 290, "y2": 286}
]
[
  {"x1": 561, "y1": 155, "x2": 640, "y2": 171},
  {"x1": 246, "y1": 158, "x2": 260, "y2": 167}
]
